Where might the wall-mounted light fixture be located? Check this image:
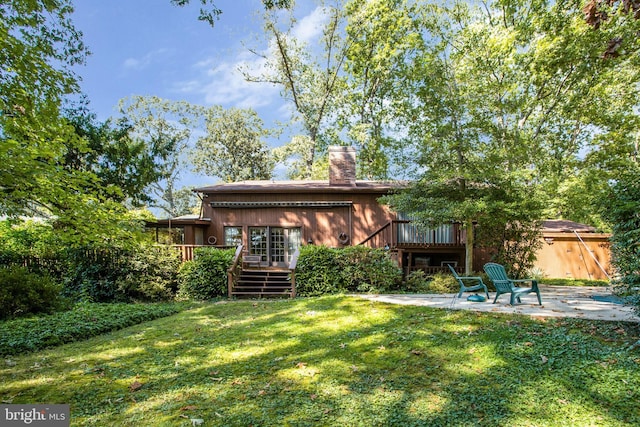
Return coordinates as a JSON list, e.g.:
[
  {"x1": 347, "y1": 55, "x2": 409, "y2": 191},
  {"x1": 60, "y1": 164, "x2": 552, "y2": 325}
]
[{"x1": 544, "y1": 237, "x2": 554, "y2": 245}]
